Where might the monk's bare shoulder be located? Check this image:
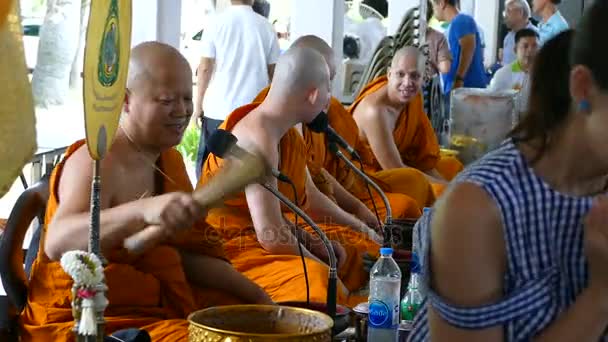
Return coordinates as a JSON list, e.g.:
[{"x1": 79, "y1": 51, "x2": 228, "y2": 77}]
[
  {"x1": 353, "y1": 87, "x2": 388, "y2": 126},
  {"x1": 57, "y1": 144, "x2": 119, "y2": 212},
  {"x1": 231, "y1": 114, "x2": 280, "y2": 169}
]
